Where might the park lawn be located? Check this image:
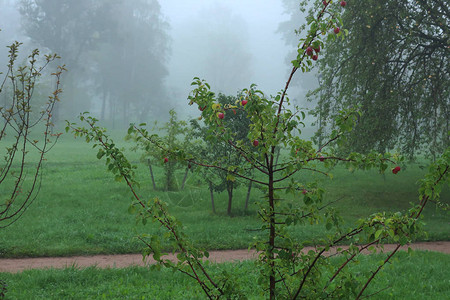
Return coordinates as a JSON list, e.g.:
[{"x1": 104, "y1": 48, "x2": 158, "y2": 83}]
[
  {"x1": 0, "y1": 134, "x2": 448, "y2": 258},
  {"x1": 1, "y1": 251, "x2": 449, "y2": 299}
]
